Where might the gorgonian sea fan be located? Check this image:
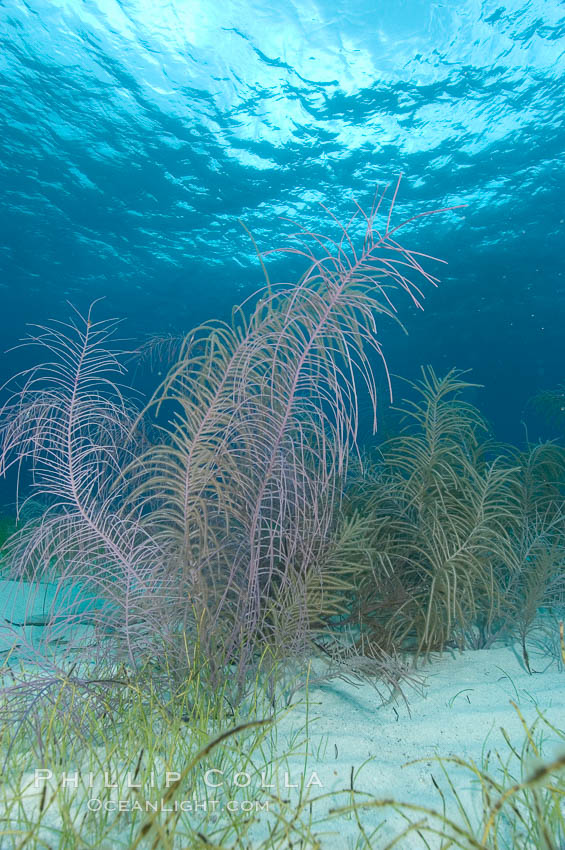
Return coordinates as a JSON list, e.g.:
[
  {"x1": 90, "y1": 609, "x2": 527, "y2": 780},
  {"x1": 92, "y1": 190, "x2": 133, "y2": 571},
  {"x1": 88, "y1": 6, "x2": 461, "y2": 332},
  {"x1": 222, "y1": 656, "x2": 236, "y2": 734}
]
[
  {"x1": 0, "y1": 181, "x2": 458, "y2": 677},
  {"x1": 0, "y1": 304, "x2": 168, "y2": 665},
  {"x1": 123, "y1": 179, "x2": 457, "y2": 674}
]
